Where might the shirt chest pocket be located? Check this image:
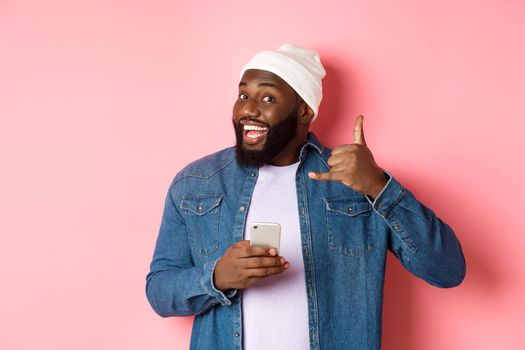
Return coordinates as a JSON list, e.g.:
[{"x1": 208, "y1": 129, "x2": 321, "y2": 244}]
[
  {"x1": 324, "y1": 196, "x2": 374, "y2": 256},
  {"x1": 180, "y1": 194, "x2": 223, "y2": 256}
]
